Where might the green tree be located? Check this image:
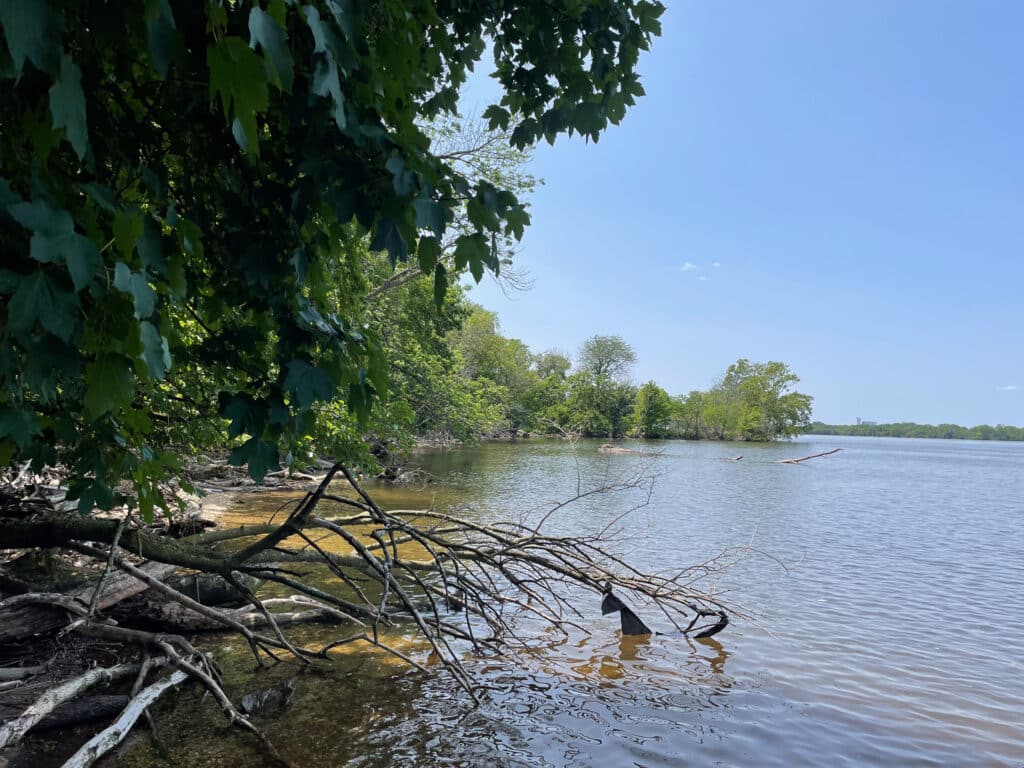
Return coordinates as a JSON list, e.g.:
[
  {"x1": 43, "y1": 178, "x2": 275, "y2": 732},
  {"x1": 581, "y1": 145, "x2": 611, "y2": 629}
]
[
  {"x1": 534, "y1": 349, "x2": 572, "y2": 380},
  {"x1": 702, "y1": 359, "x2": 812, "y2": 441},
  {"x1": 0, "y1": 0, "x2": 663, "y2": 511},
  {"x1": 577, "y1": 335, "x2": 637, "y2": 380},
  {"x1": 559, "y1": 372, "x2": 636, "y2": 438},
  {"x1": 629, "y1": 380, "x2": 674, "y2": 438},
  {"x1": 450, "y1": 306, "x2": 539, "y2": 433}
]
